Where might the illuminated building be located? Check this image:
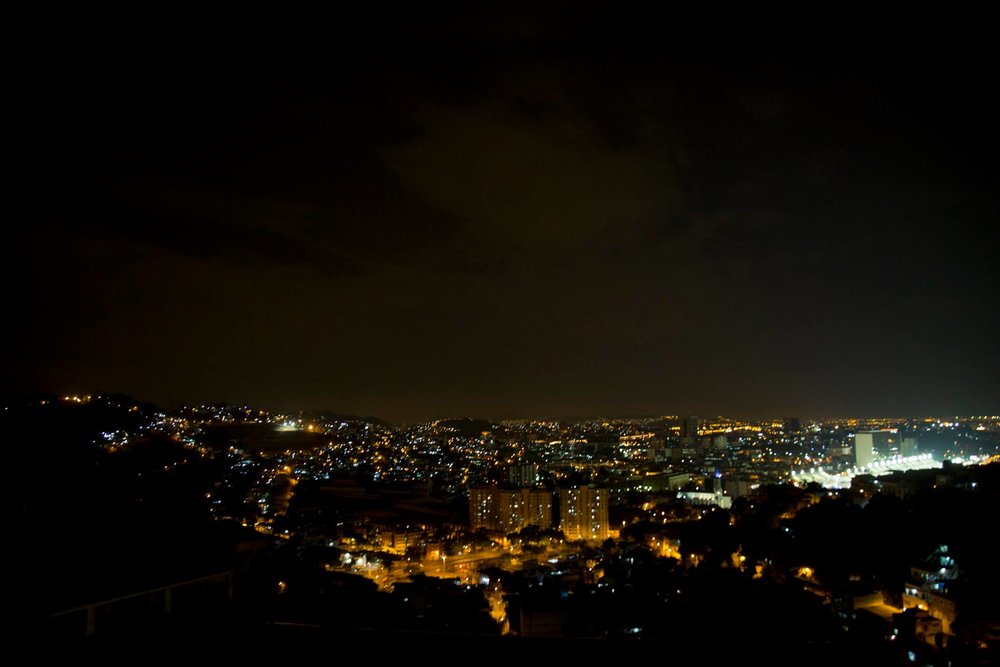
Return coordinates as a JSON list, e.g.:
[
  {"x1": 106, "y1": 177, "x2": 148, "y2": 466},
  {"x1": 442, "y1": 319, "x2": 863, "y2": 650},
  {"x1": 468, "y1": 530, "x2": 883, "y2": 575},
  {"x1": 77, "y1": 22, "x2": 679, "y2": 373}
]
[
  {"x1": 854, "y1": 432, "x2": 875, "y2": 468},
  {"x1": 469, "y1": 488, "x2": 553, "y2": 532},
  {"x1": 854, "y1": 430, "x2": 898, "y2": 468},
  {"x1": 677, "y1": 473, "x2": 733, "y2": 509},
  {"x1": 502, "y1": 489, "x2": 553, "y2": 531},
  {"x1": 903, "y1": 545, "x2": 960, "y2": 634},
  {"x1": 470, "y1": 487, "x2": 496, "y2": 530},
  {"x1": 676, "y1": 491, "x2": 732, "y2": 509},
  {"x1": 559, "y1": 487, "x2": 609, "y2": 541},
  {"x1": 648, "y1": 441, "x2": 674, "y2": 462},
  {"x1": 508, "y1": 463, "x2": 538, "y2": 487}
]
